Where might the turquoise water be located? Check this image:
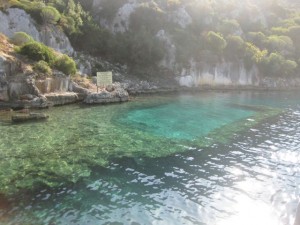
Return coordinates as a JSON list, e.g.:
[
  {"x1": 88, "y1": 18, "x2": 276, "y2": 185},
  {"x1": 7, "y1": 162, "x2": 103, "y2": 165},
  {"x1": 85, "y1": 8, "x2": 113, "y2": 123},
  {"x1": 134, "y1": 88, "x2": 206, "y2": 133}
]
[
  {"x1": 118, "y1": 94, "x2": 253, "y2": 139},
  {"x1": 0, "y1": 91, "x2": 300, "y2": 225}
]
